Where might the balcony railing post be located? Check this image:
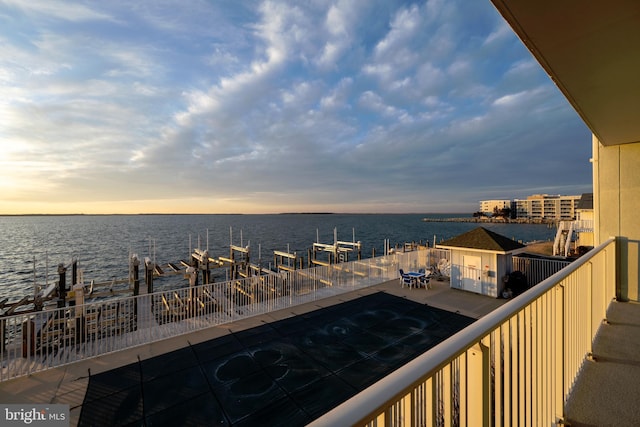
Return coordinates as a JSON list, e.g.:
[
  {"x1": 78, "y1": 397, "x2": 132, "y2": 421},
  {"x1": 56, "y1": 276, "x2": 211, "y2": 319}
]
[
  {"x1": 555, "y1": 284, "x2": 565, "y2": 424},
  {"x1": 441, "y1": 365, "x2": 452, "y2": 426},
  {"x1": 310, "y1": 239, "x2": 616, "y2": 427},
  {"x1": 614, "y1": 235, "x2": 623, "y2": 301},
  {"x1": 587, "y1": 261, "x2": 594, "y2": 356},
  {"x1": 463, "y1": 341, "x2": 490, "y2": 426}
]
